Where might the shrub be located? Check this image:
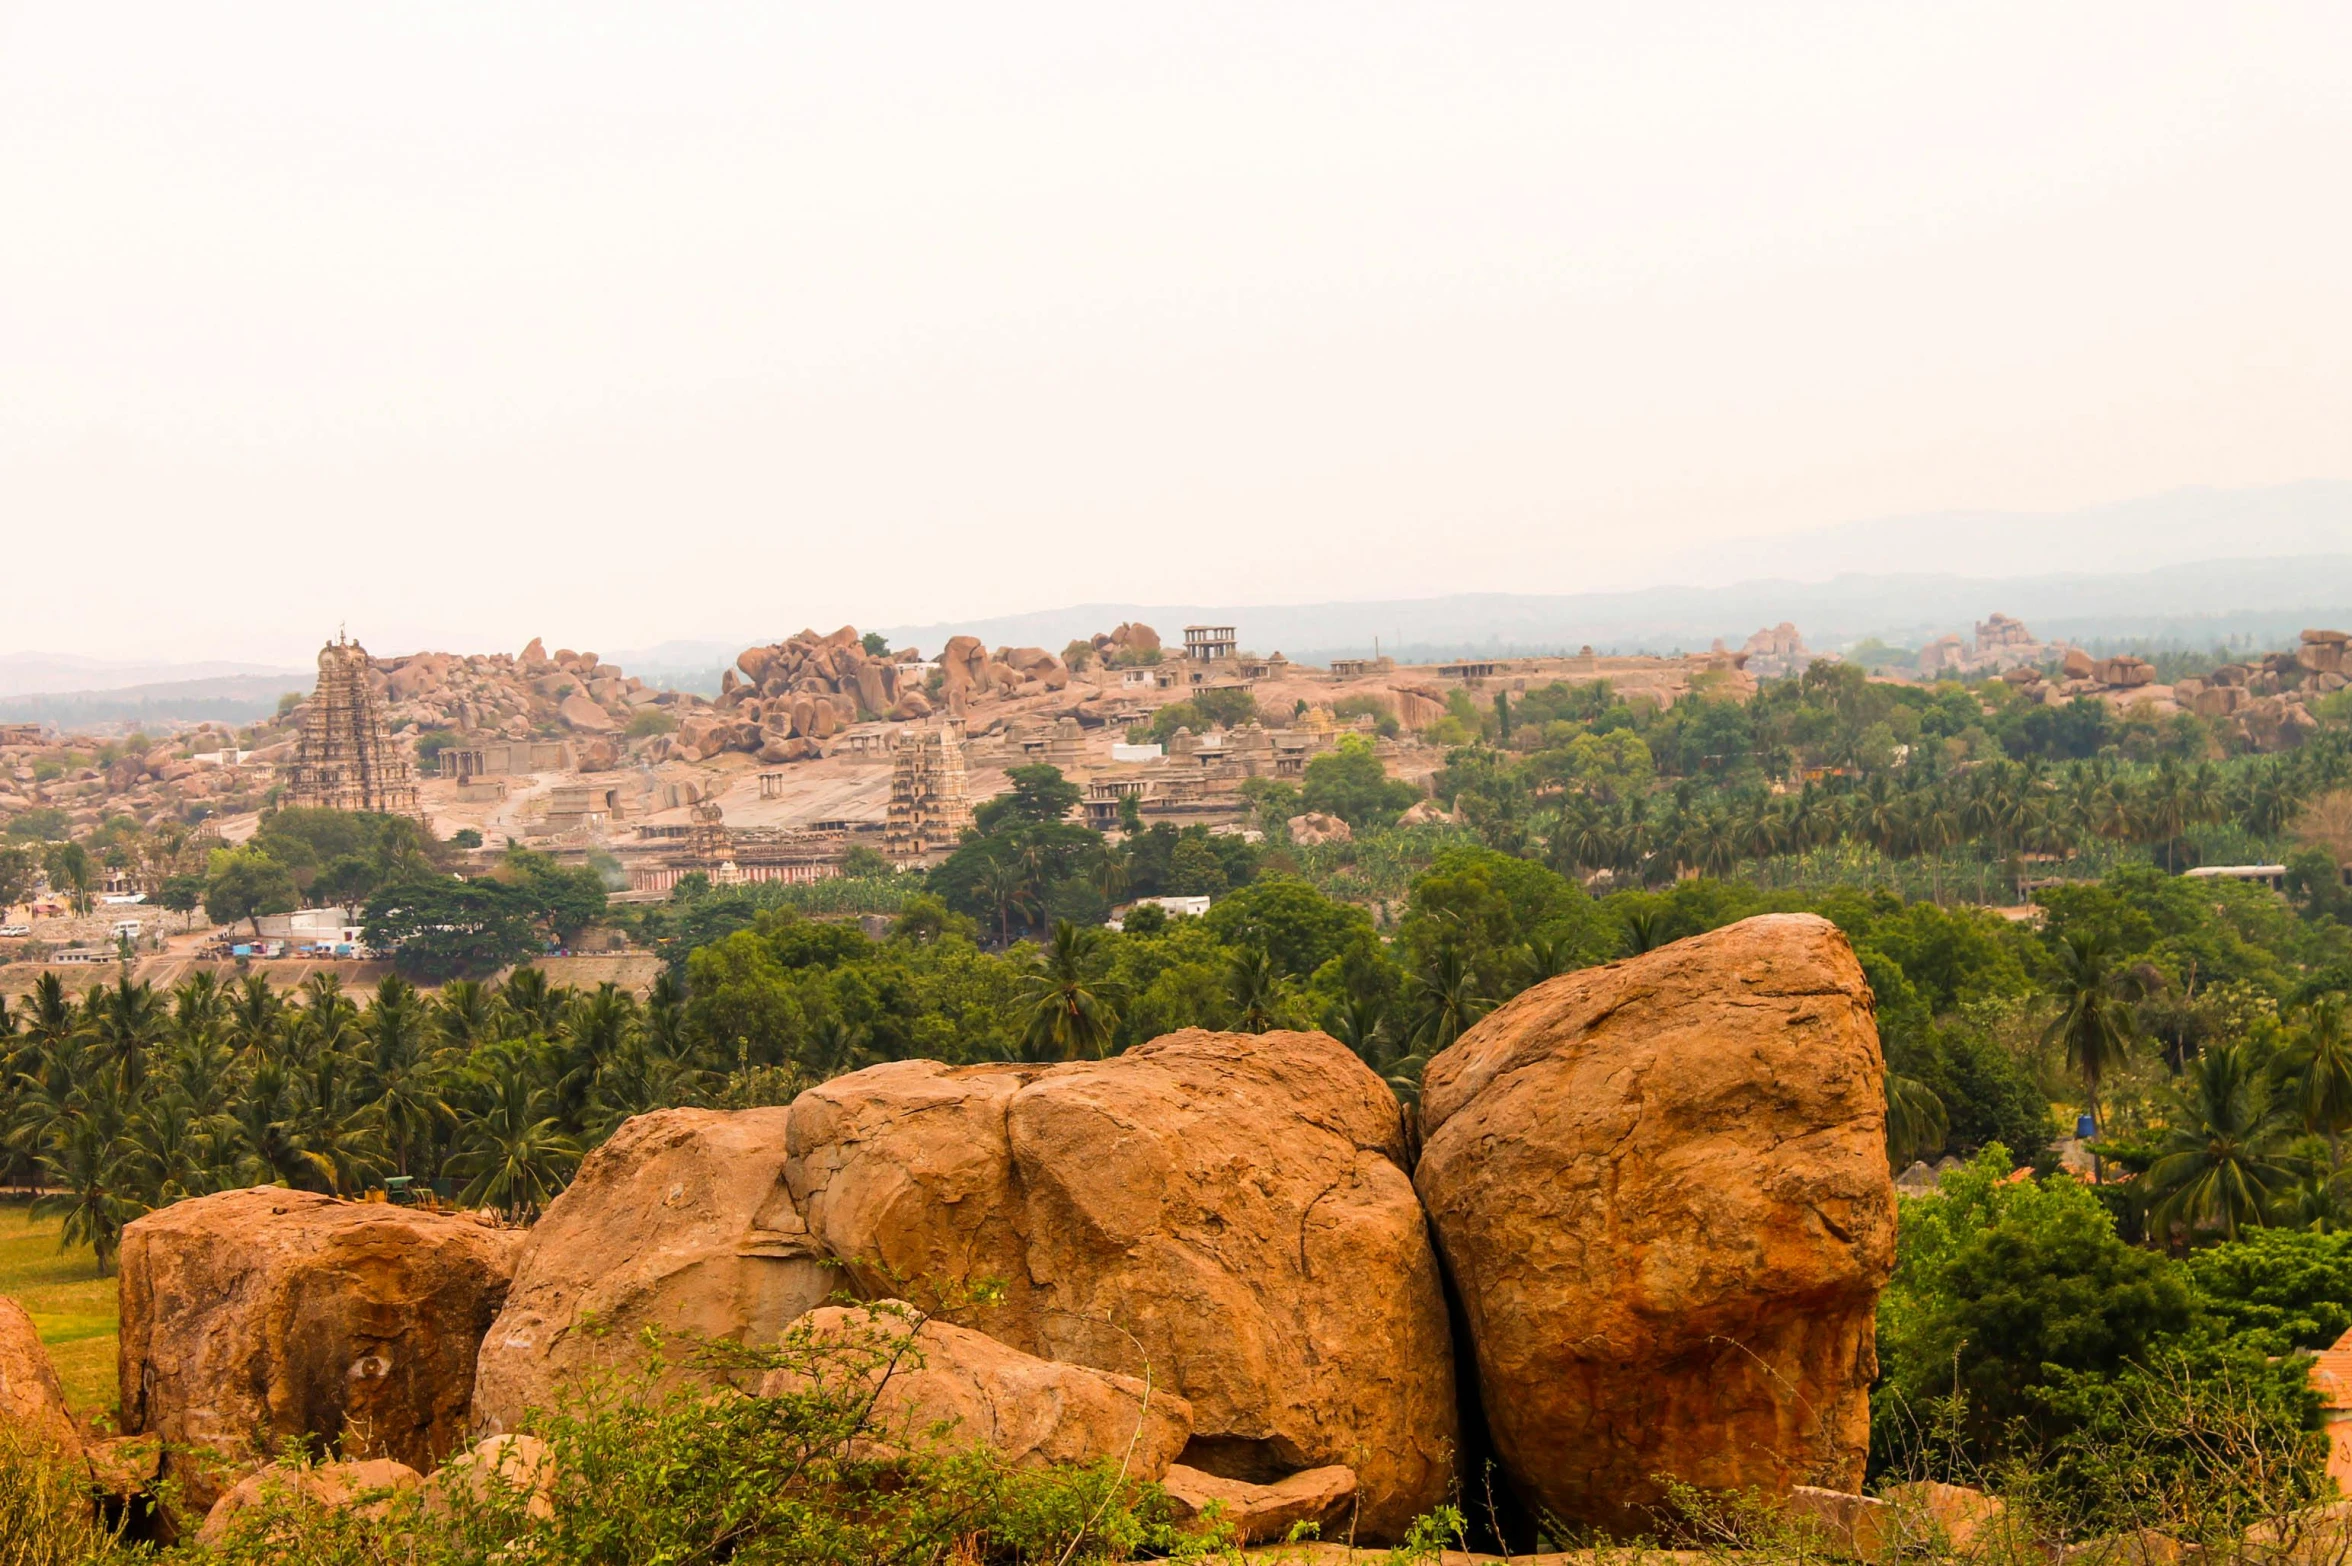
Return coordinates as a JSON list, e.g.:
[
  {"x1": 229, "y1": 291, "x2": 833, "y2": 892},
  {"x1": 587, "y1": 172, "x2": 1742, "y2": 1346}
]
[
  {"x1": 0, "y1": 1431, "x2": 127, "y2": 1564},
  {"x1": 195, "y1": 1310, "x2": 1190, "y2": 1566}
]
